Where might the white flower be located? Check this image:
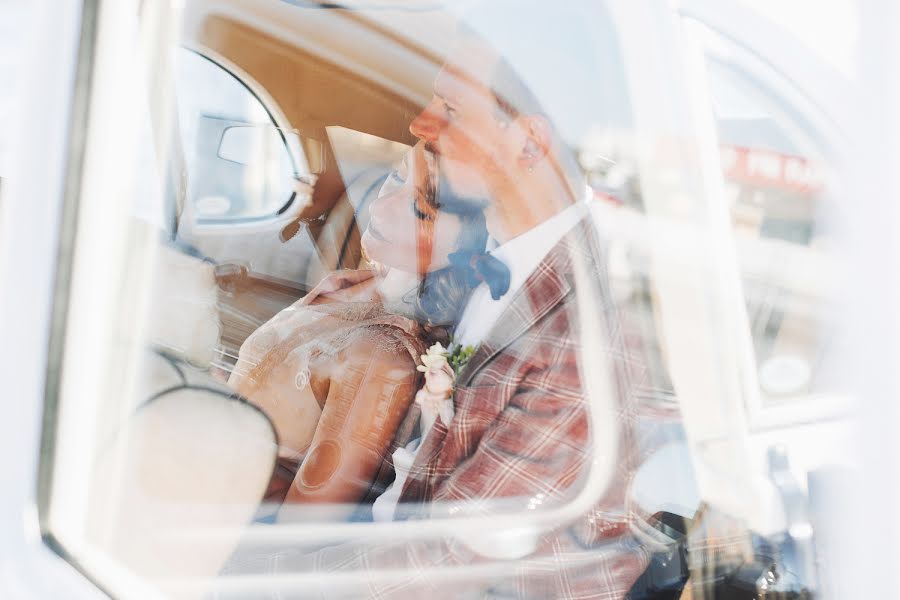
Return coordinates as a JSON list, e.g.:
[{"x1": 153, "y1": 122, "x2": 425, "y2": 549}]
[
  {"x1": 417, "y1": 342, "x2": 449, "y2": 372},
  {"x1": 415, "y1": 342, "x2": 456, "y2": 429}
]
